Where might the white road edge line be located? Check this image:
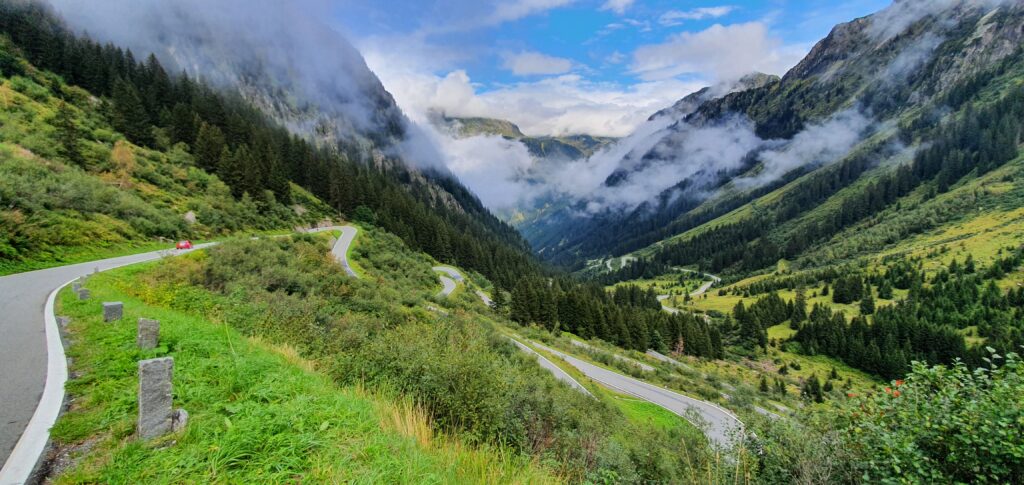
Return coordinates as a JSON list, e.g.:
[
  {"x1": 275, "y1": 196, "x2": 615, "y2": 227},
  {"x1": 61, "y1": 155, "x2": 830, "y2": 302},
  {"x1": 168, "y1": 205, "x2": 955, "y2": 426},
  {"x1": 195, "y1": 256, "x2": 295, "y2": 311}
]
[
  {"x1": 1, "y1": 231, "x2": 355, "y2": 483},
  {"x1": 506, "y1": 336, "x2": 594, "y2": 398},
  {"x1": 0, "y1": 277, "x2": 73, "y2": 485}
]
